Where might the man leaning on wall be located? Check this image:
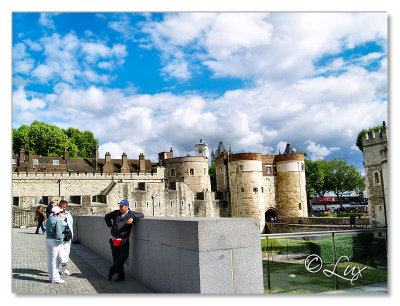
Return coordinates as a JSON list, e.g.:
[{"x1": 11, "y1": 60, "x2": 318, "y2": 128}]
[{"x1": 104, "y1": 200, "x2": 144, "y2": 282}]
